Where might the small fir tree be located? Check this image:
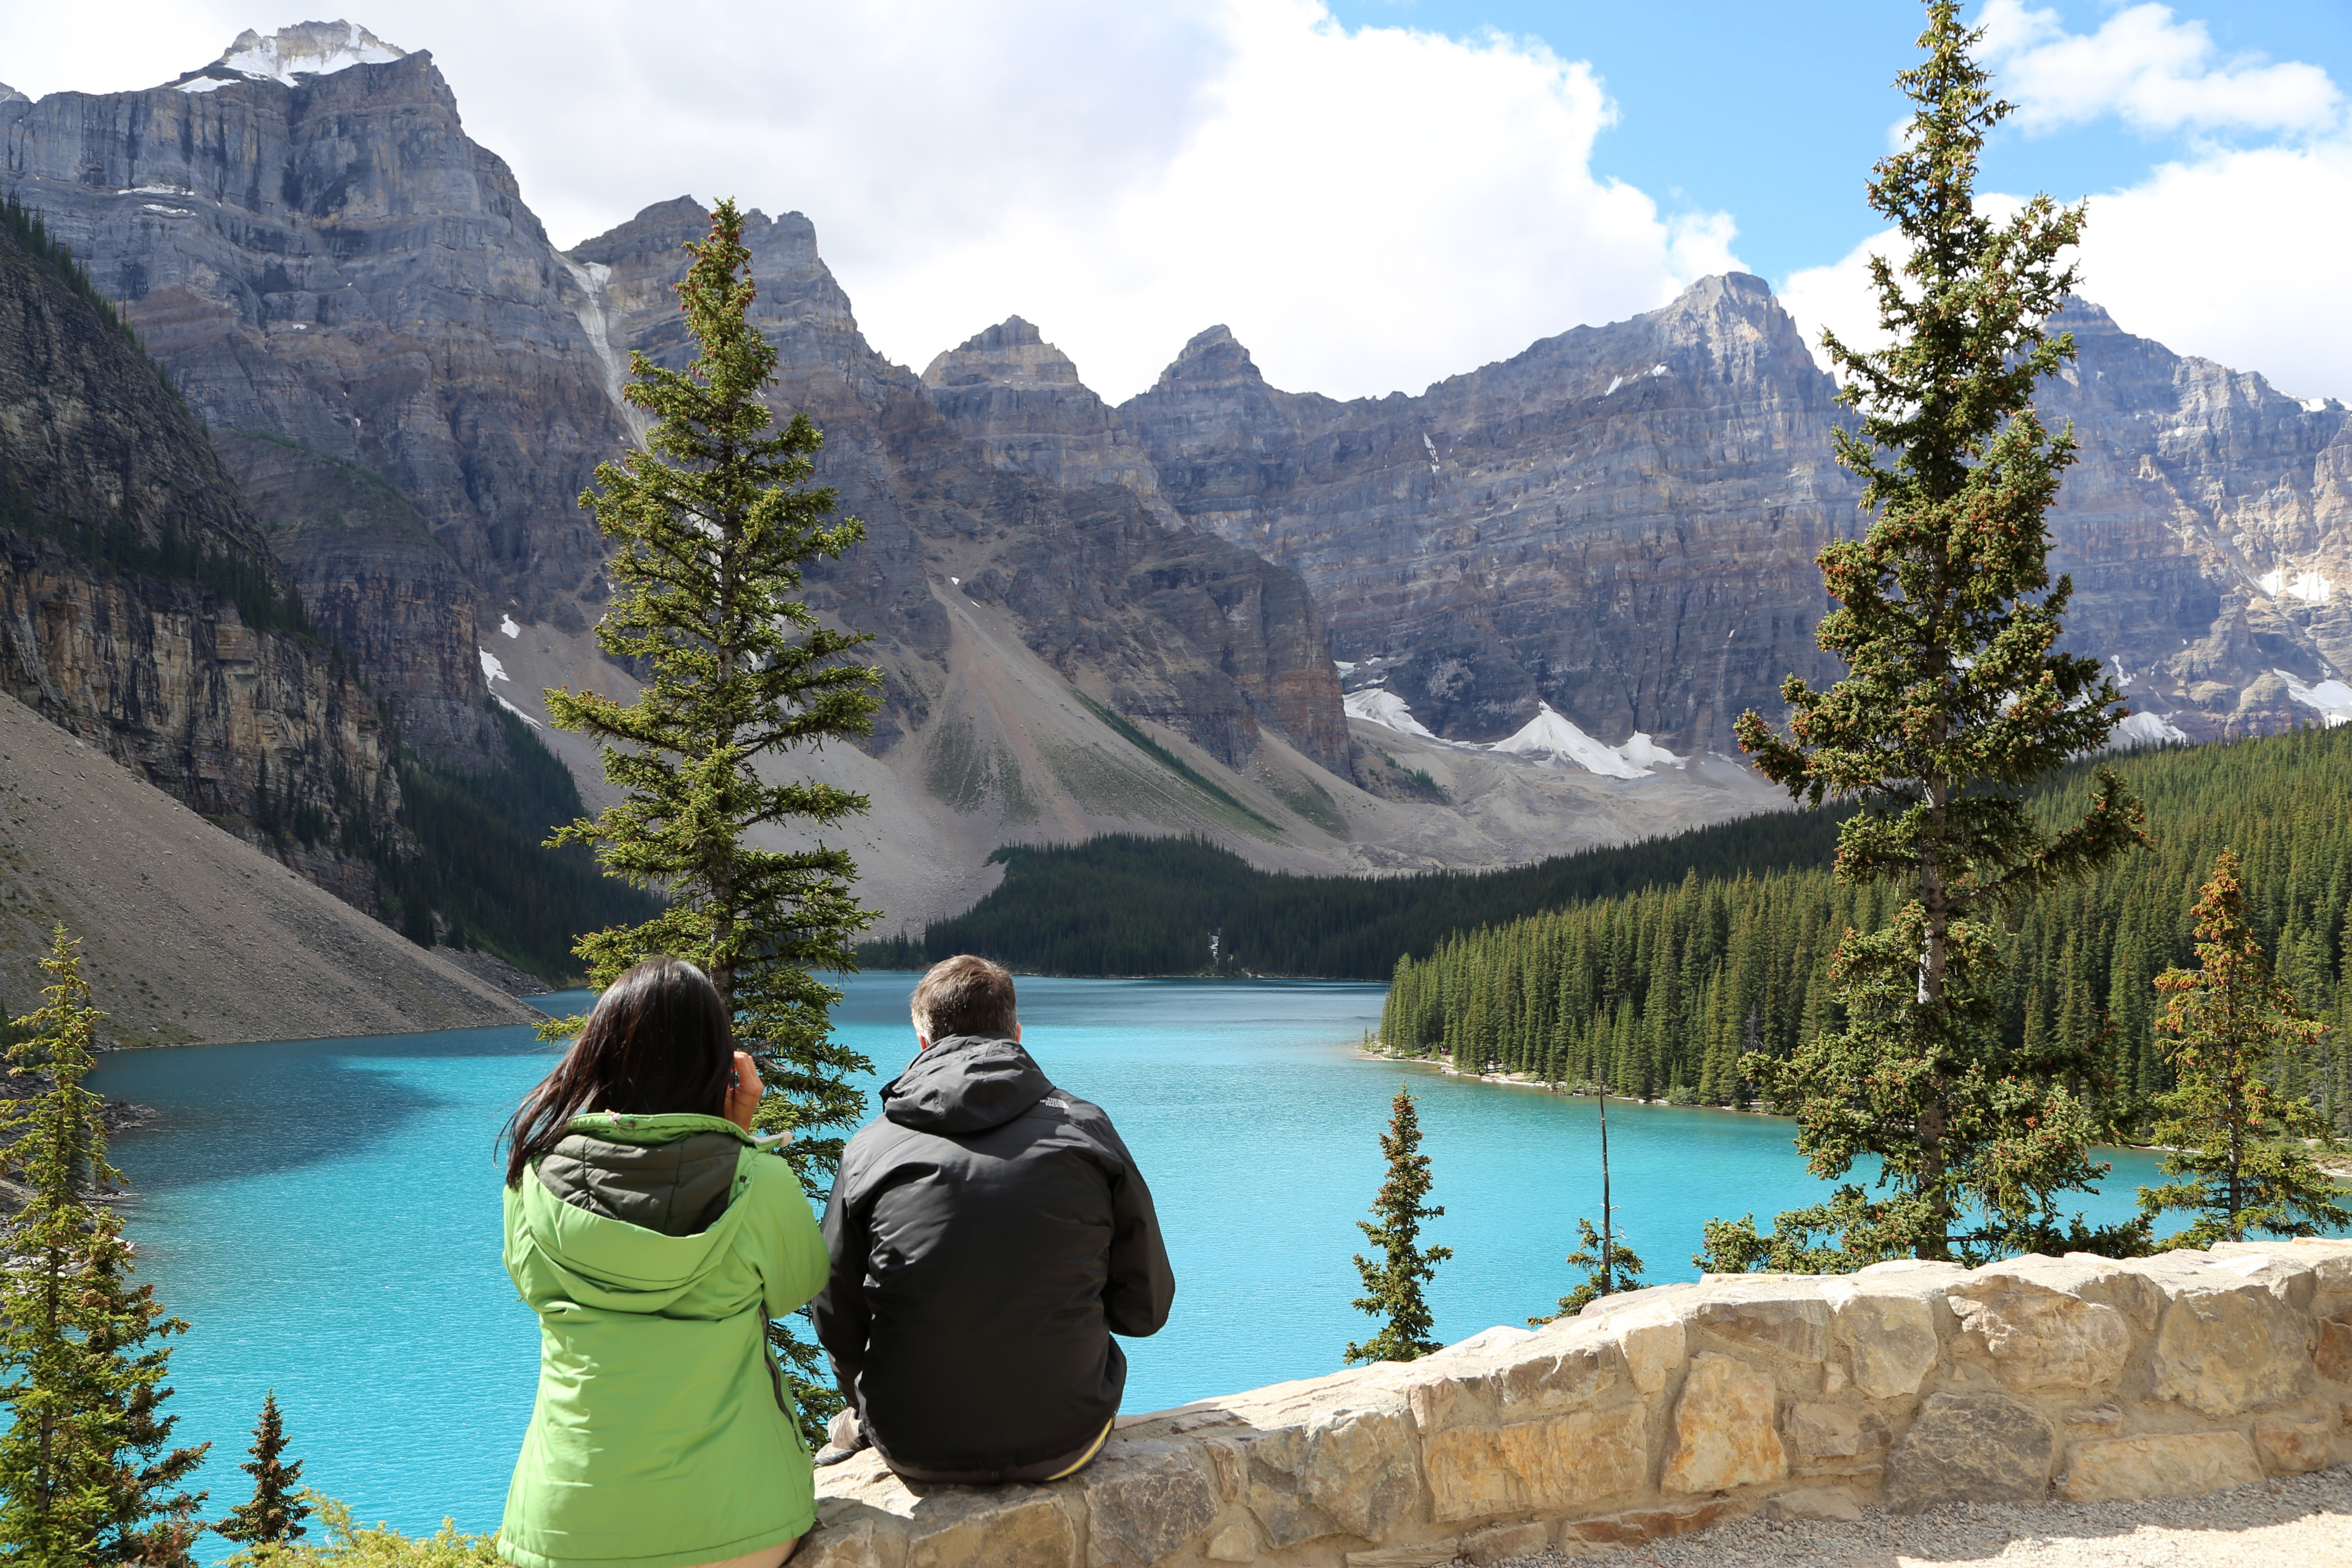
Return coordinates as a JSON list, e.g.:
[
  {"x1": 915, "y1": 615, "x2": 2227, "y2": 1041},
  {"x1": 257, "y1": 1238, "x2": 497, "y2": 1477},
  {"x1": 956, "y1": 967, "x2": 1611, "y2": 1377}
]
[
  {"x1": 1708, "y1": 0, "x2": 2148, "y2": 1271},
  {"x1": 542, "y1": 198, "x2": 882, "y2": 1445},
  {"x1": 2136, "y1": 851, "x2": 2349, "y2": 1246},
  {"x1": 216, "y1": 1391, "x2": 309, "y2": 1547},
  {"x1": 1529, "y1": 1218, "x2": 1647, "y2": 1325},
  {"x1": 1344, "y1": 1088, "x2": 1453, "y2": 1363},
  {"x1": 0, "y1": 926, "x2": 209, "y2": 1566}
]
